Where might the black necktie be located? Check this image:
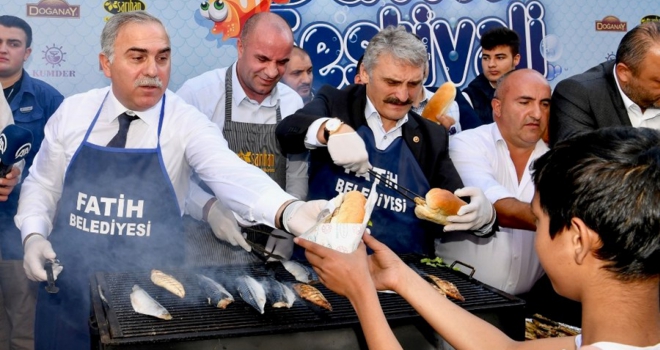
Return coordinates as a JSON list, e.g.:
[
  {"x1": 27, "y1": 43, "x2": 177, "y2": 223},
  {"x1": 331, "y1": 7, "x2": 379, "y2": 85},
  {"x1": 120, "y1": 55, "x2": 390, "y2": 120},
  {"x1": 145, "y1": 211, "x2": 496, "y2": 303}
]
[{"x1": 107, "y1": 112, "x2": 139, "y2": 148}]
